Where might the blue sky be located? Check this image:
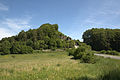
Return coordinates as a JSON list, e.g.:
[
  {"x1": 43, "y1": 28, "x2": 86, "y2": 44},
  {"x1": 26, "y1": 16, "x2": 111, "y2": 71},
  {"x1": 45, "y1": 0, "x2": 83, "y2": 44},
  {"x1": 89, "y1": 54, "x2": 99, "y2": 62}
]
[{"x1": 0, "y1": 0, "x2": 120, "y2": 41}]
